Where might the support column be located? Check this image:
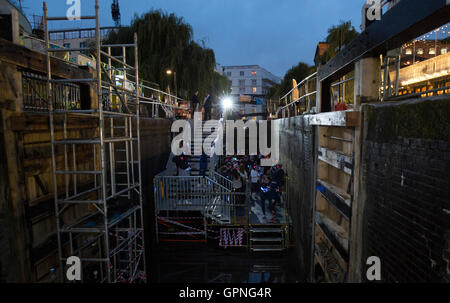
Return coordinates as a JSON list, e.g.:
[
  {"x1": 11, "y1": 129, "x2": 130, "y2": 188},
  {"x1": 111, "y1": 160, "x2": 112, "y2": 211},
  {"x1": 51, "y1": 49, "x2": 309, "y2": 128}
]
[
  {"x1": 0, "y1": 61, "x2": 31, "y2": 282},
  {"x1": 349, "y1": 56, "x2": 380, "y2": 283}
]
